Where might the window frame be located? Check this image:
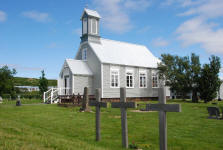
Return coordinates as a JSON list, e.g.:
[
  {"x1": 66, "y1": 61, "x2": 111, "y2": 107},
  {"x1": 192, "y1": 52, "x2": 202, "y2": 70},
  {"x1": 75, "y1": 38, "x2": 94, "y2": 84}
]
[
  {"x1": 139, "y1": 71, "x2": 147, "y2": 88},
  {"x1": 91, "y1": 18, "x2": 98, "y2": 35},
  {"x1": 126, "y1": 70, "x2": 134, "y2": 88},
  {"x1": 152, "y1": 71, "x2": 159, "y2": 88},
  {"x1": 110, "y1": 68, "x2": 120, "y2": 88},
  {"x1": 82, "y1": 48, "x2": 87, "y2": 60},
  {"x1": 83, "y1": 18, "x2": 87, "y2": 34}
]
